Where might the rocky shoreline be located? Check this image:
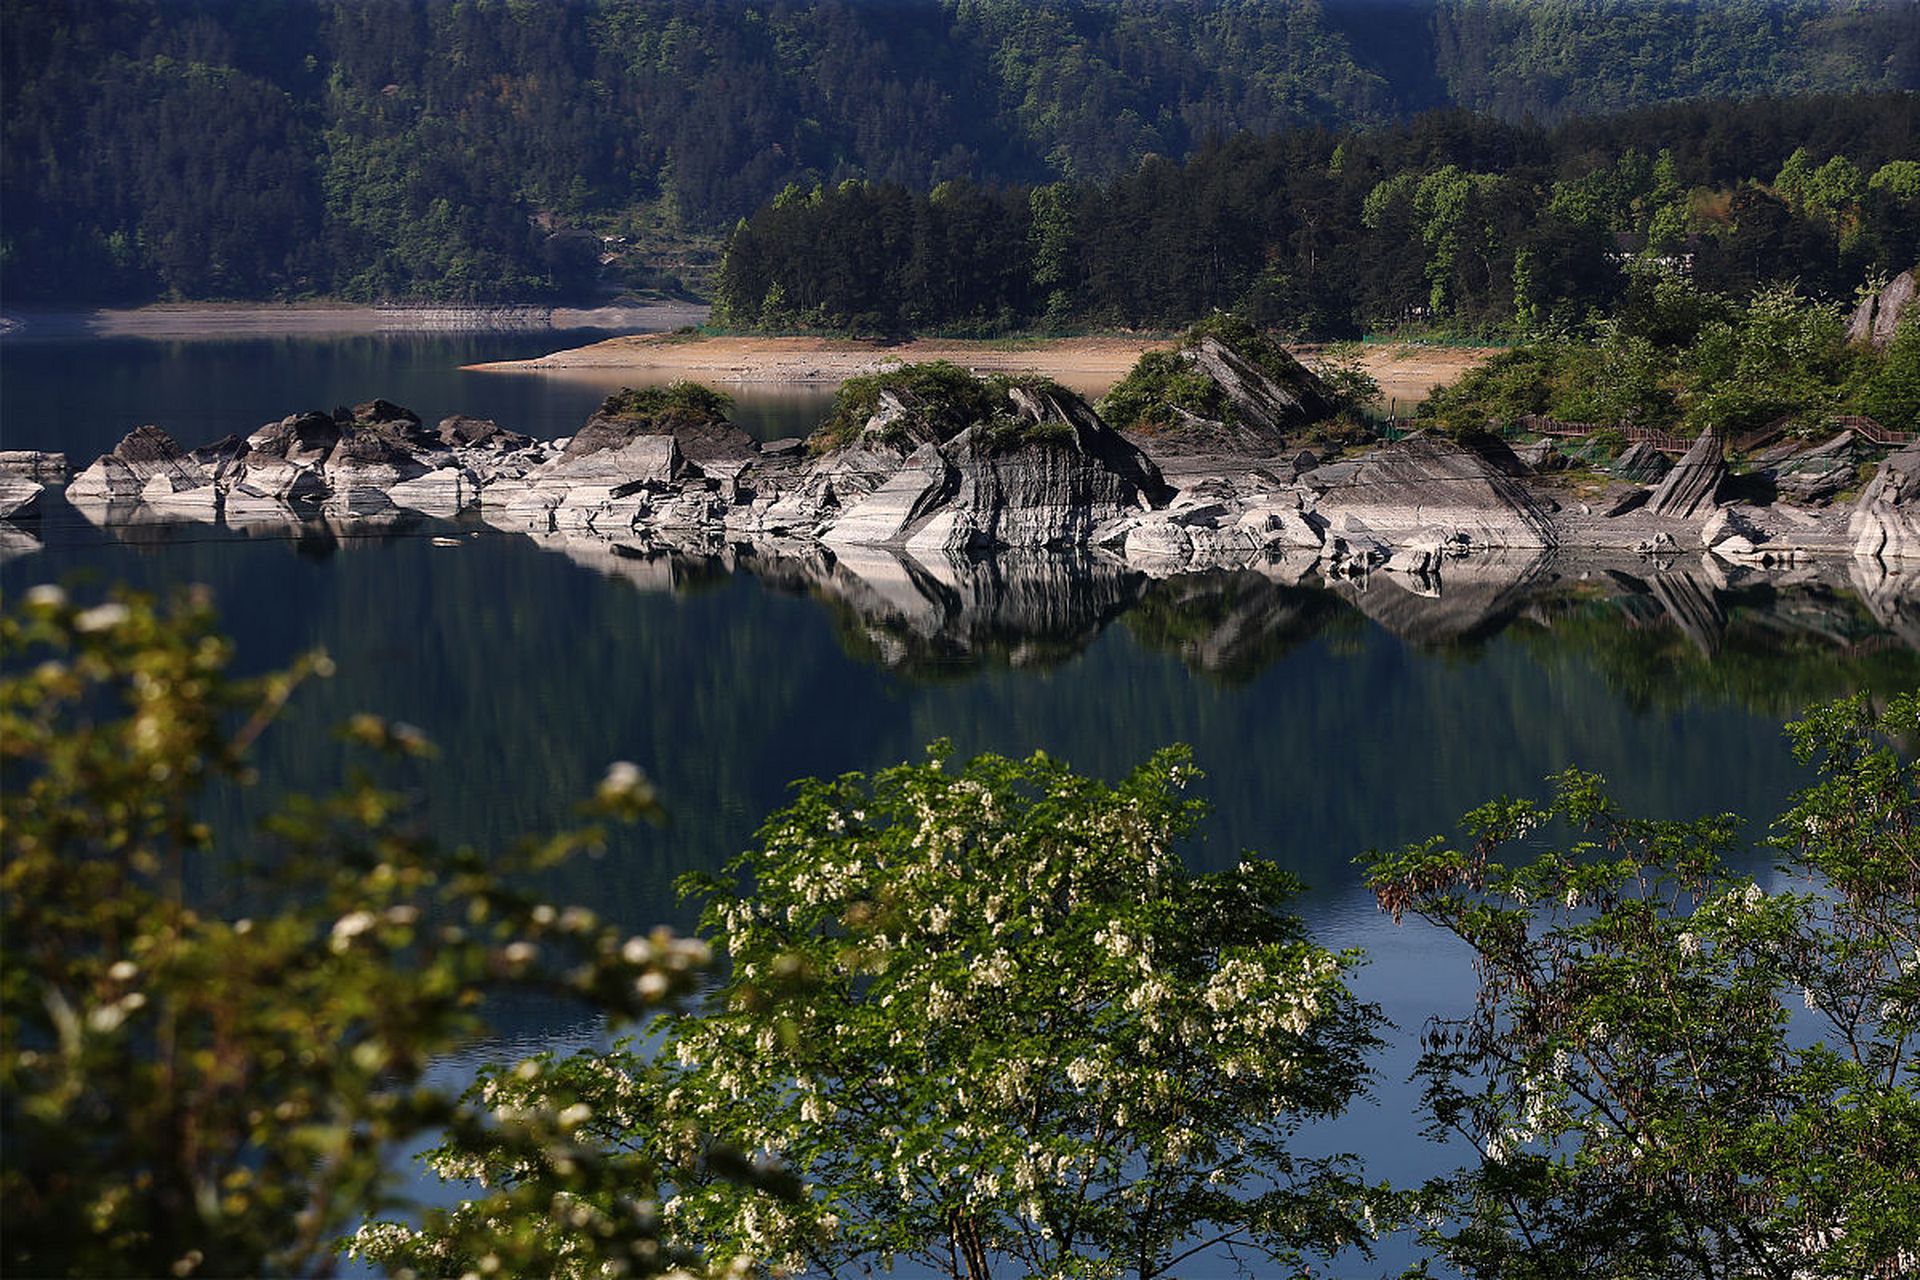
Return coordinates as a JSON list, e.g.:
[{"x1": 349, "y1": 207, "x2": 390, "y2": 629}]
[{"x1": 2, "y1": 345, "x2": 1913, "y2": 614}]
